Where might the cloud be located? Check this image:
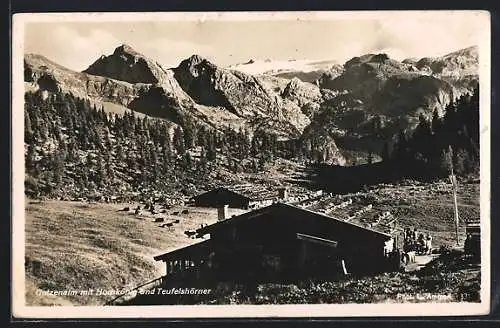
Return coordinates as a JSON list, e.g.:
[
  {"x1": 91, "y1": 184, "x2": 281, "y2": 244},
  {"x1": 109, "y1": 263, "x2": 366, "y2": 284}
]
[
  {"x1": 367, "y1": 14, "x2": 482, "y2": 60},
  {"x1": 25, "y1": 24, "x2": 121, "y2": 70}
]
